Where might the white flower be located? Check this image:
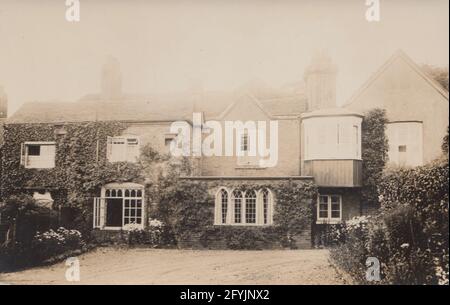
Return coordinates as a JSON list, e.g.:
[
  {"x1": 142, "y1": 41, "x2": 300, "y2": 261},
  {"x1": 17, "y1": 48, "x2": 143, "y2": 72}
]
[{"x1": 400, "y1": 243, "x2": 409, "y2": 249}]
